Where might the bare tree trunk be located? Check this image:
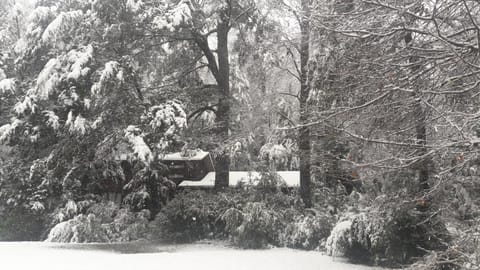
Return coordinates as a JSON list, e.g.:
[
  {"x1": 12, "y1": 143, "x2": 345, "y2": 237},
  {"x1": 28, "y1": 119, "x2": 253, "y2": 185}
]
[
  {"x1": 405, "y1": 32, "x2": 430, "y2": 192},
  {"x1": 299, "y1": 0, "x2": 312, "y2": 208},
  {"x1": 214, "y1": 20, "x2": 230, "y2": 188},
  {"x1": 414, "y1": 94, "x2": 429, "y2": 191}
]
